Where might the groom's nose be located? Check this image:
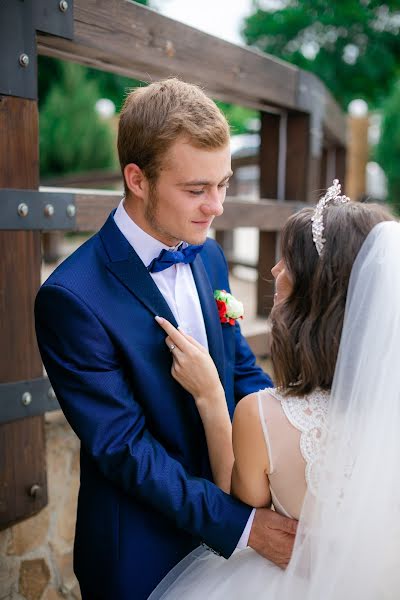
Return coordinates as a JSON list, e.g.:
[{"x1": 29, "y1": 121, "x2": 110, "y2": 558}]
[{"x1": 200, "y1": 188, "x2": 224, "y2": 217}]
